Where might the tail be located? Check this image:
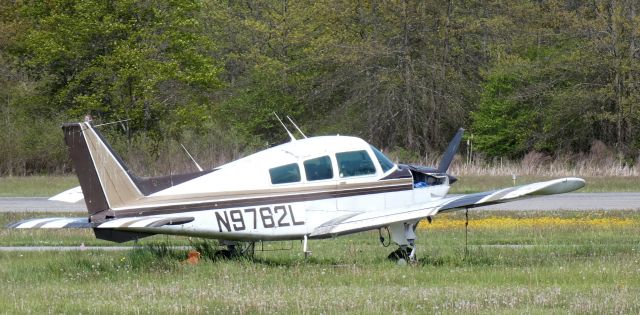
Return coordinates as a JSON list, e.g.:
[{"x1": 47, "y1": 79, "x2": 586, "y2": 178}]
[
  {"x1": 63, "y1": 122, "x2": 144, "y2": 219},
  {"x1": 63, "y1": 122, "x2": 213, "y2": 222}
]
